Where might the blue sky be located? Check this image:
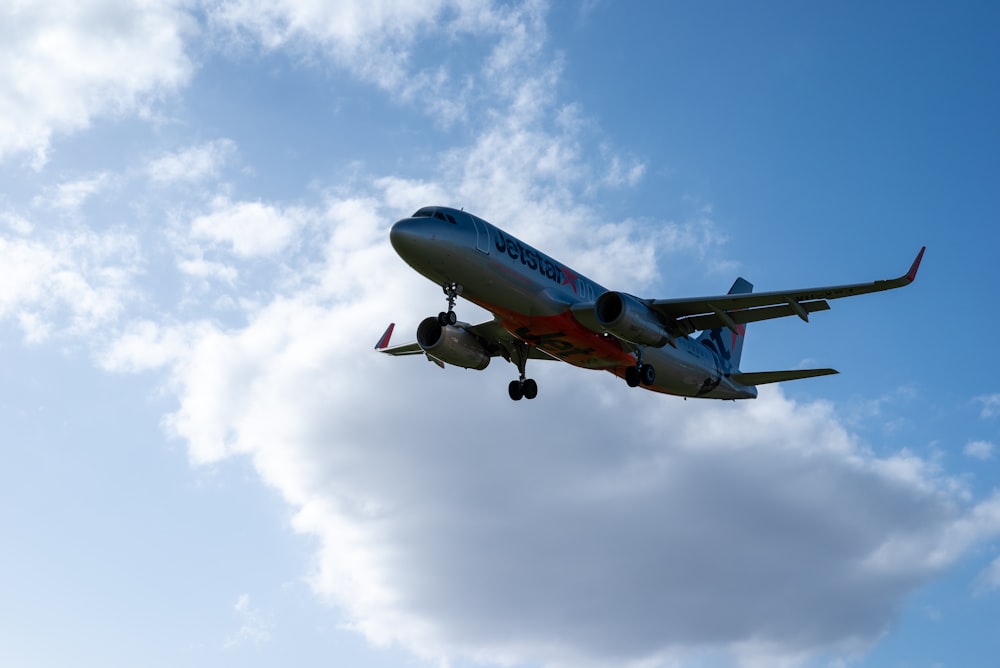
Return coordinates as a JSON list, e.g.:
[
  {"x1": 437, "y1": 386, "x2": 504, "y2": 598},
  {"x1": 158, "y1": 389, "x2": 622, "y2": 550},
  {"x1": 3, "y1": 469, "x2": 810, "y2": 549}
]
[{"x1": 2, "y1": 2, "x2": 999, "y2": 667}]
